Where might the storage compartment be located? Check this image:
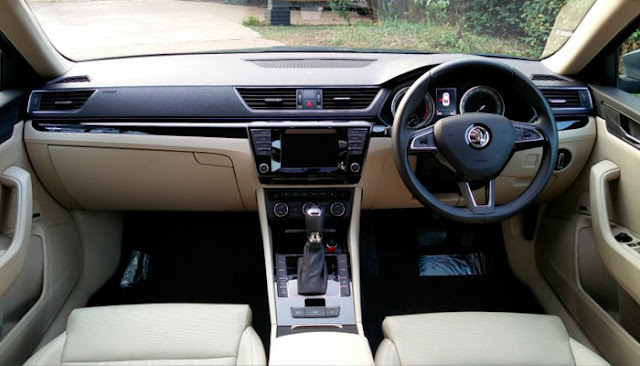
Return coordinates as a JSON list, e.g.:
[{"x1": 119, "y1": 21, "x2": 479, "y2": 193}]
[
  {"x1": 46, "y1": 146, "x2": 243, "y2": 210},
  {"x1": 269, "y1": 332, "x2": 374, "y2": 365}
]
